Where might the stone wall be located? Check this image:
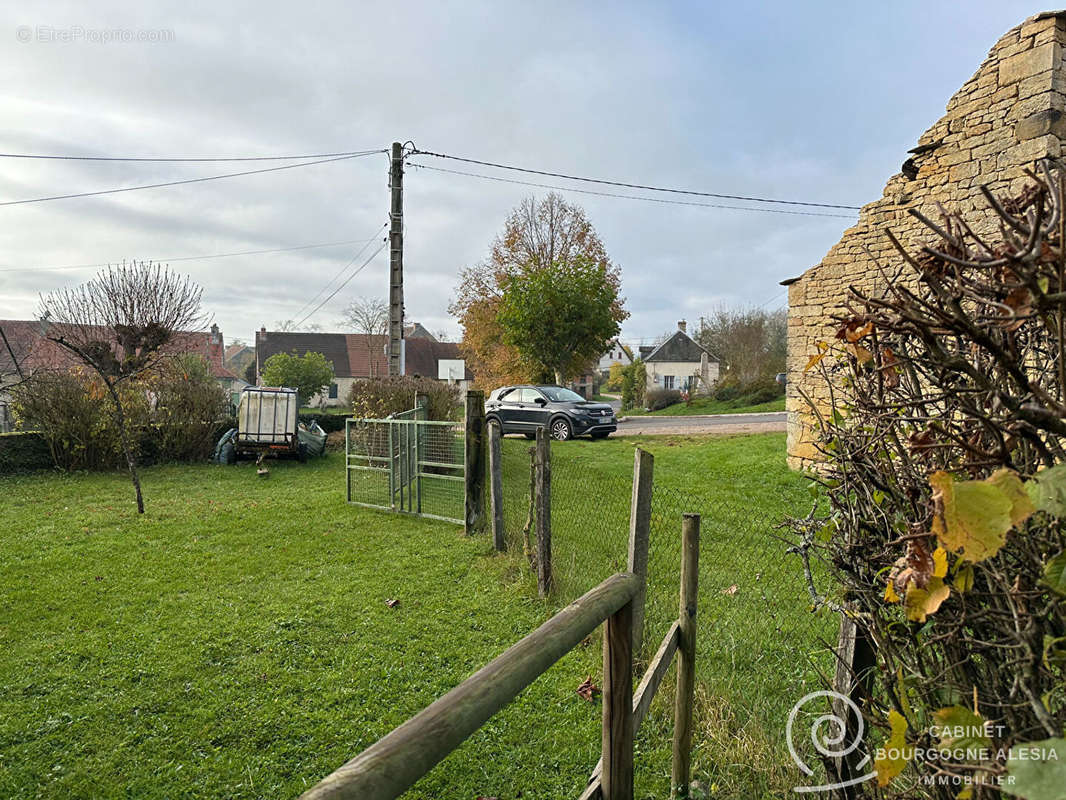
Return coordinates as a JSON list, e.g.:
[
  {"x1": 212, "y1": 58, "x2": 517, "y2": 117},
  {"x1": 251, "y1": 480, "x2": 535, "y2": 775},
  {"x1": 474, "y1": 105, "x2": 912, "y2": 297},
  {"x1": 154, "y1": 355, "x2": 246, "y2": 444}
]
[{"x1": 786, "y1": 11, "x2": 1066, "y2": 469}]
